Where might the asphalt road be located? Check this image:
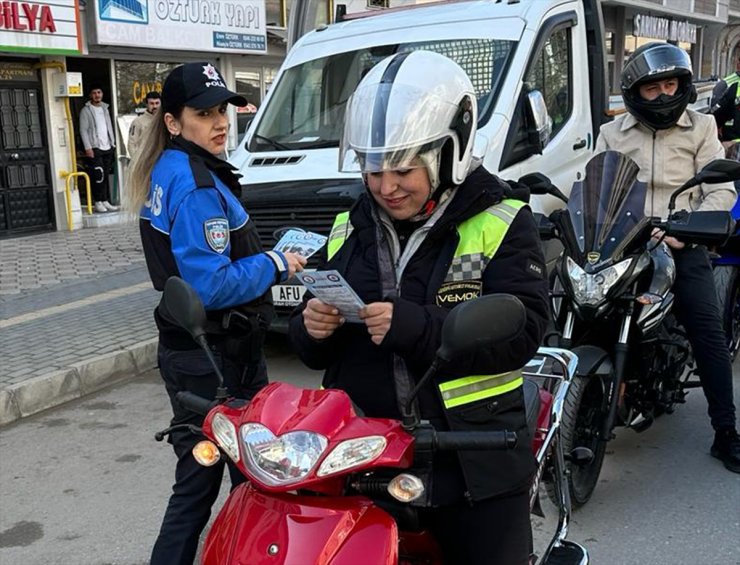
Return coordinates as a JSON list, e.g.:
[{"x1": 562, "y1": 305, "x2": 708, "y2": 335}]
[{"x1": 0, "y1": 336, "x2": 738, "y2": 565}]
